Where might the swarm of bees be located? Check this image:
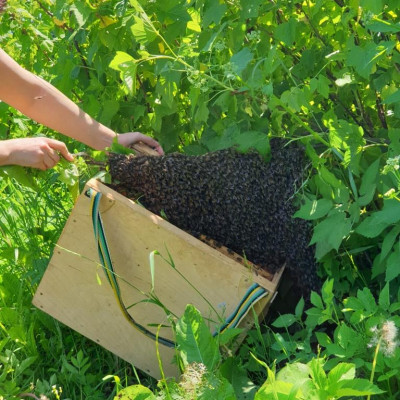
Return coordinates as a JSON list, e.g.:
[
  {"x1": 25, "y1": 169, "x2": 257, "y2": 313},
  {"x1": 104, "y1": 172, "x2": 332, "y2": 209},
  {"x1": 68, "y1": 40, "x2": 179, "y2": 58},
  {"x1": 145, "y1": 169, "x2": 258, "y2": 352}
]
[{"x1": 109, "y1": 139, "x2": 319, "y2": 295}]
